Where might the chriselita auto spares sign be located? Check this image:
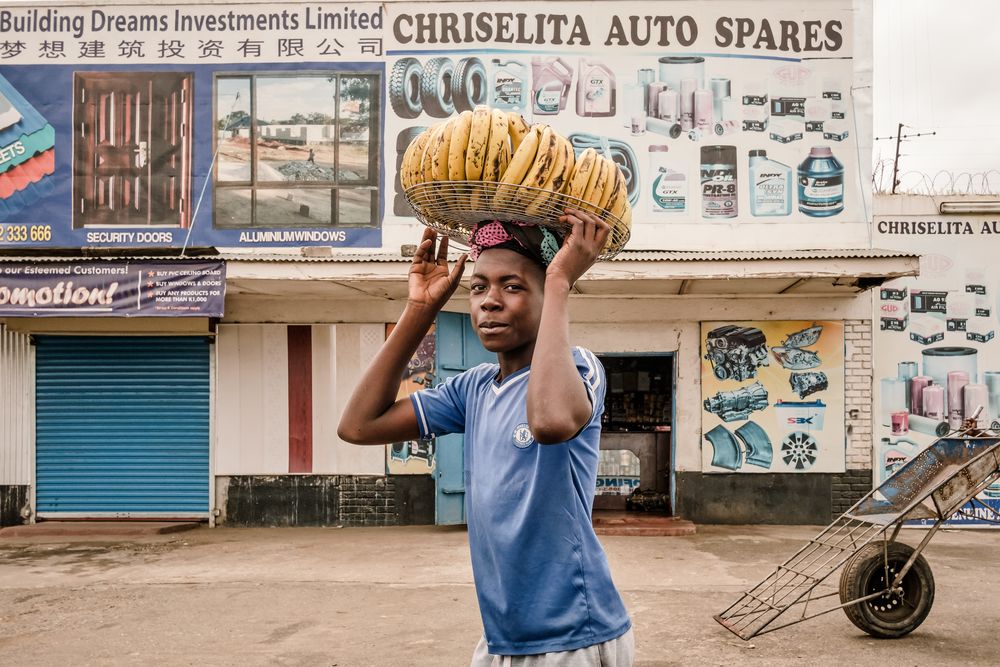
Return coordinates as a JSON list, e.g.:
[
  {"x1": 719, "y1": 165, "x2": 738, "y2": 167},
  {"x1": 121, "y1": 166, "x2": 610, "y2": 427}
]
[{"x1": 0, "y1": 1, "x2": 862, "y2": 250}]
